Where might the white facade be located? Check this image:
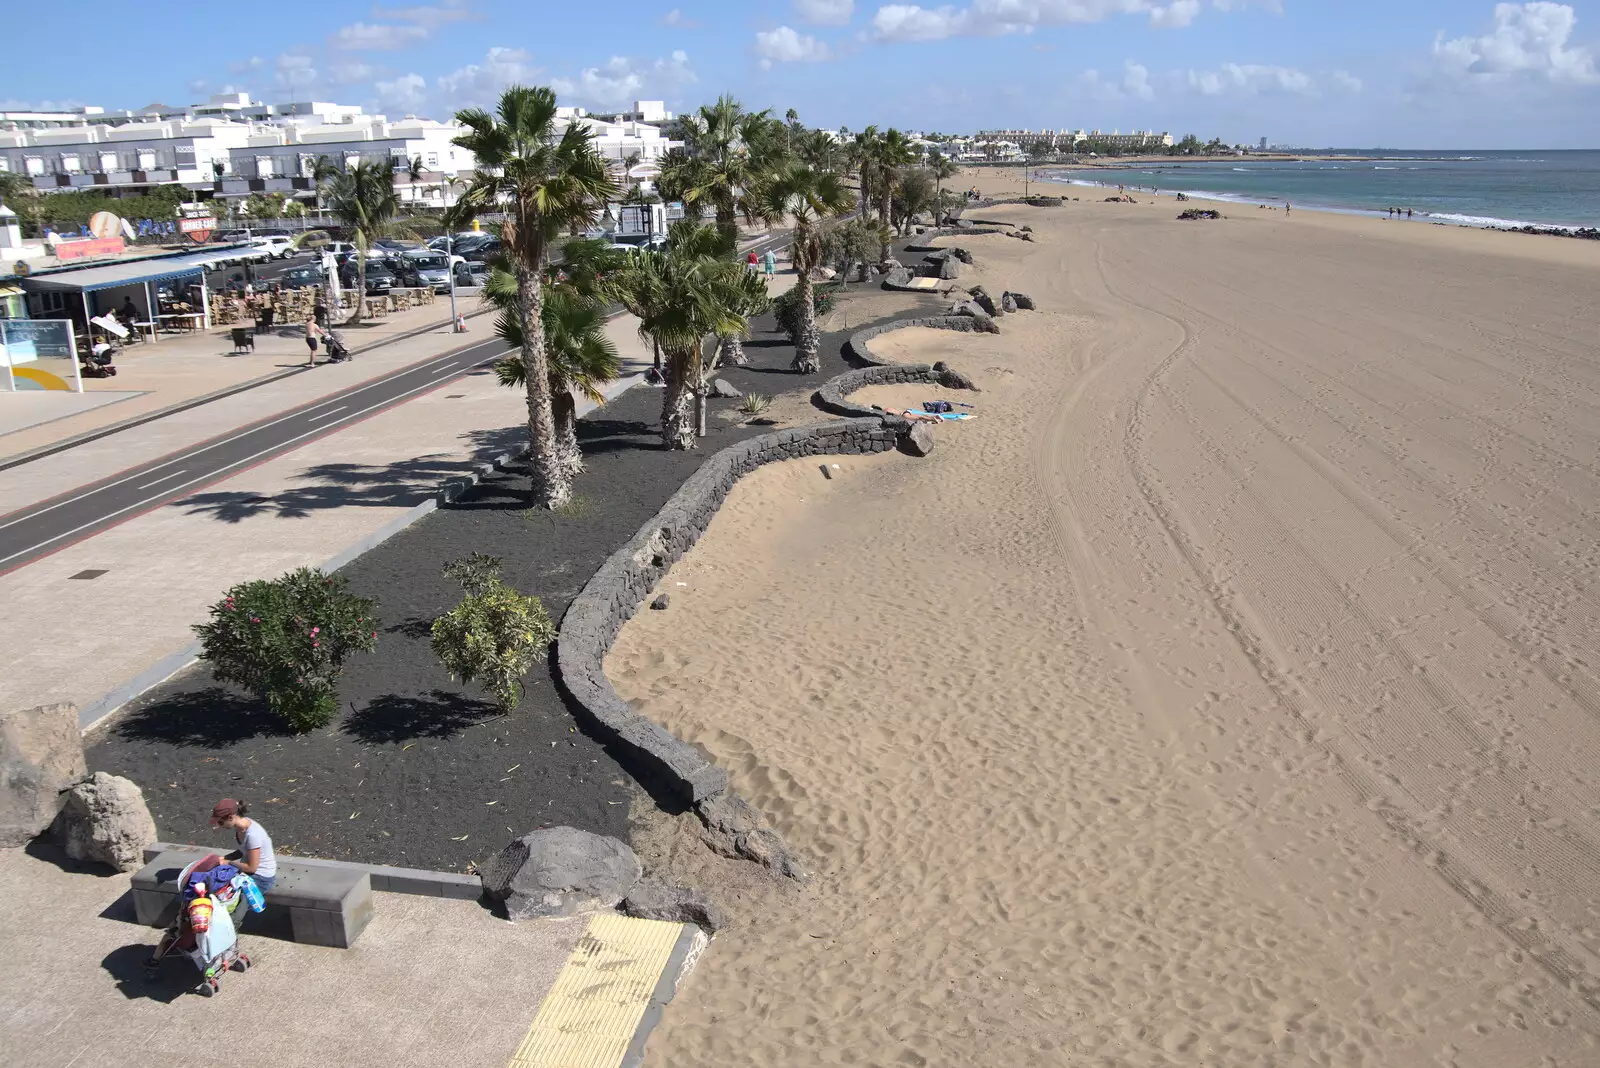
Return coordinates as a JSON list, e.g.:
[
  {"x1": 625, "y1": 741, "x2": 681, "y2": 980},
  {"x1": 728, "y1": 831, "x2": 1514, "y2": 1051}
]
[{"x1": 0, "y1": 117, "x2": 251, "y2": 191}]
